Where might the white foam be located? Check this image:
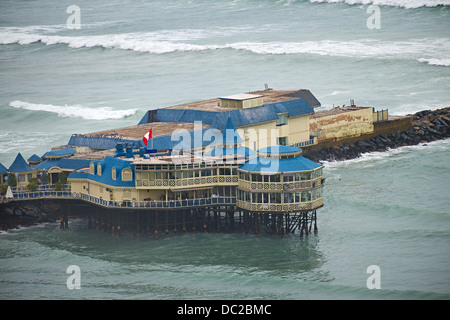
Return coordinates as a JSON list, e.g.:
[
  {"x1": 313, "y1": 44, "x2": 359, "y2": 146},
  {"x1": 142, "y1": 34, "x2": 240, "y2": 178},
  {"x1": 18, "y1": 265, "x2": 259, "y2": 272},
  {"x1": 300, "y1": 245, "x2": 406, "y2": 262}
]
[
  {"x1": 9, "y1": 100, "x2": 137, "y2": 120},
  {"x1": 323, "y1": 138, "x2": 450, "y2": 170},
  {"x1": 2, "y1": 25, "x2": 449, "y2": 61},
  {"x1": 308, "y1": 0, "x2": 450, "y2": 9},
  {"x1": 418, "y1": 58, "x2": 450, "y2": 67},
  {"x1": 227, "y1": 38, "x2": 450, "y2": 60}
]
